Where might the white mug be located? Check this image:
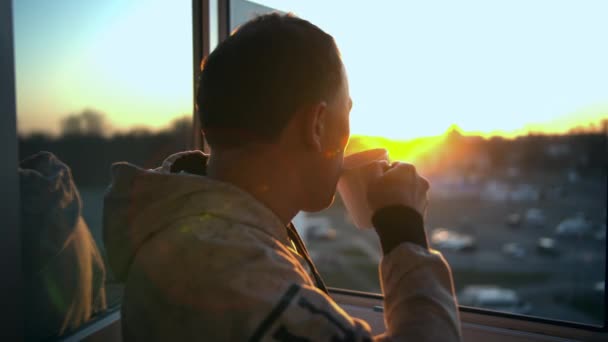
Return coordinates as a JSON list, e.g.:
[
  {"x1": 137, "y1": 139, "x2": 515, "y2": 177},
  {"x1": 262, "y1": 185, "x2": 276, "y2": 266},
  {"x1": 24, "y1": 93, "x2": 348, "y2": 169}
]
[{"x1": 337, "y1": 148, "x2": 389, "y2": 229}]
